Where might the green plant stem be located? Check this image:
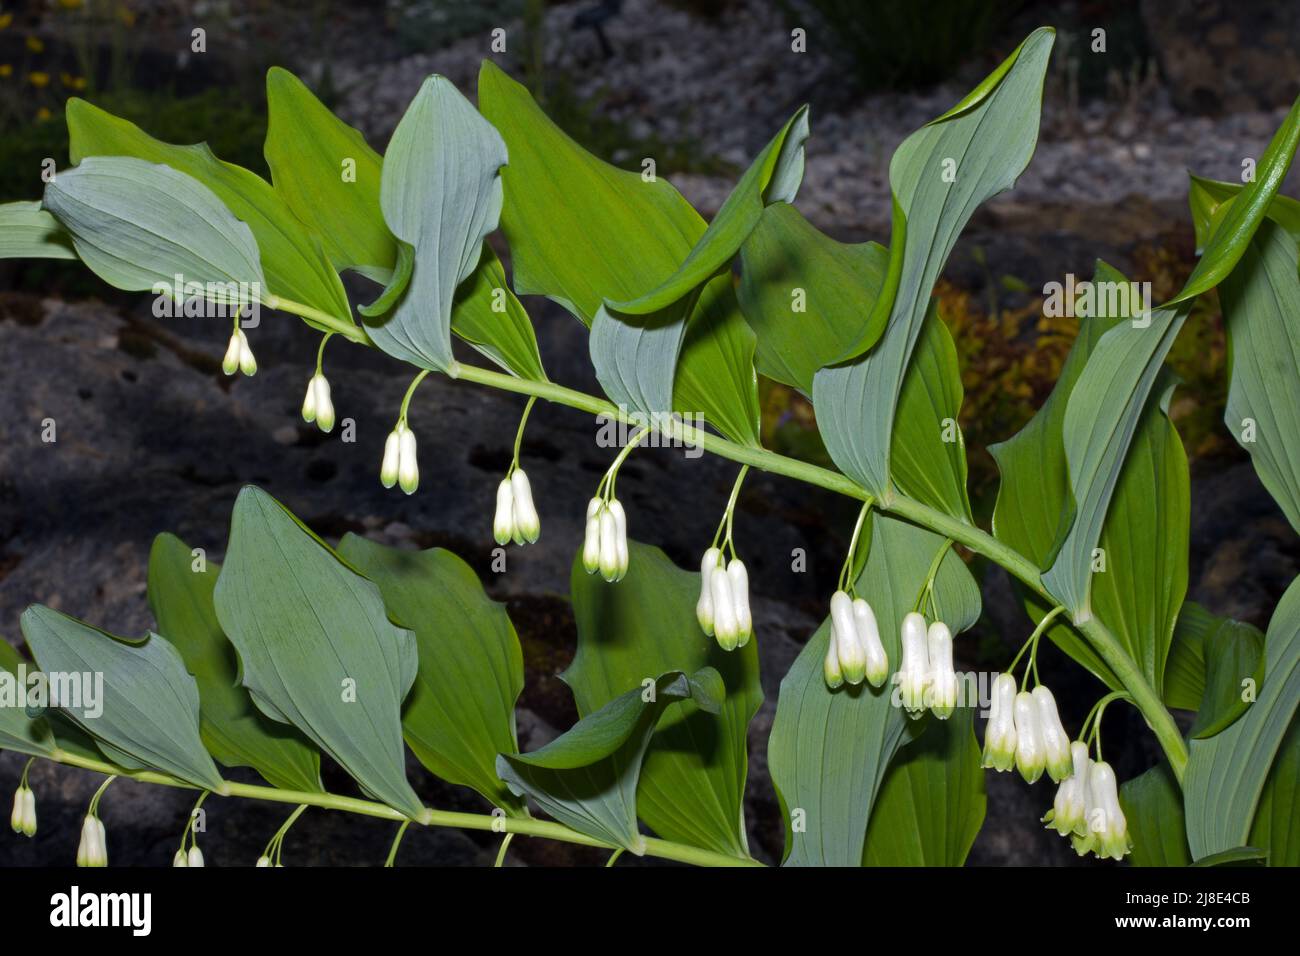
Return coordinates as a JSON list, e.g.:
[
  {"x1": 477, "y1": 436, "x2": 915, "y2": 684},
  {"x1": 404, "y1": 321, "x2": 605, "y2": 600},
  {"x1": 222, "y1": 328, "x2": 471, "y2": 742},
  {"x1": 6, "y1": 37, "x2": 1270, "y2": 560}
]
[
  {"x1": 47, "y1": 750, "x2": 761, "y2": 868},
  {"x1": 447, "y1": 361, "x2": 1190, "y2": 783}
]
